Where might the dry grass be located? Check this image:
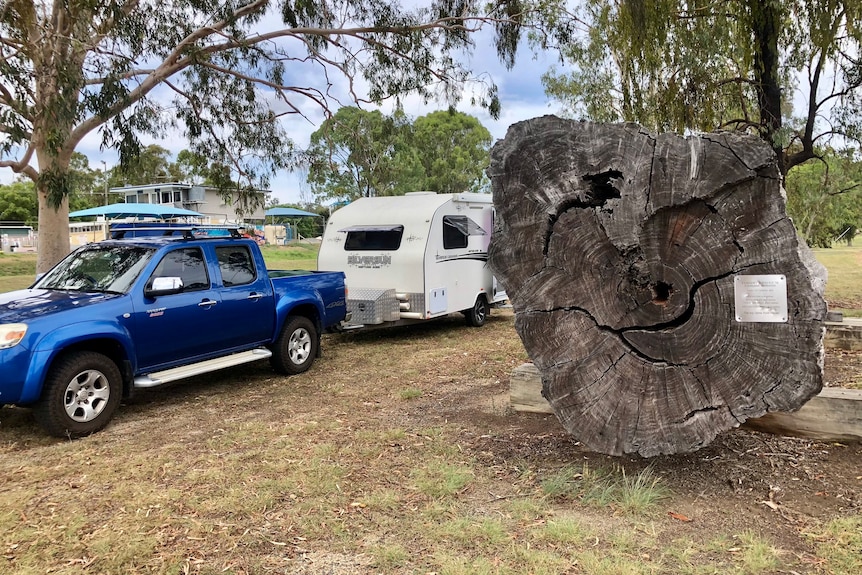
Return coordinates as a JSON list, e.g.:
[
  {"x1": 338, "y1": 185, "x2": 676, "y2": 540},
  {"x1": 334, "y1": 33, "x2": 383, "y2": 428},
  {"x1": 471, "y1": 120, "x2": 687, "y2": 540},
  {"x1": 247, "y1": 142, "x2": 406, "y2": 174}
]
[
  {"x1": 2, "y1": 310, "x2": 860, "y2": 574},
  {"x1": 813, "y1": 245, "x2": 862, "y2": 316},
  {"x1": 1, "y1": 244, "x2": 860, "y2": 574}
]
